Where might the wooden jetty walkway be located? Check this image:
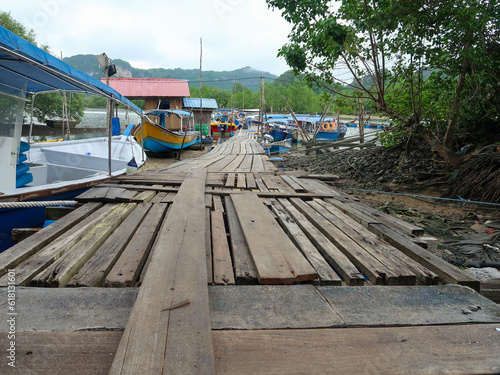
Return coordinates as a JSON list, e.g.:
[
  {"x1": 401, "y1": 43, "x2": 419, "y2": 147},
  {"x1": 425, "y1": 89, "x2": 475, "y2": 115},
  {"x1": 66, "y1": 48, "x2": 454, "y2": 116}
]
[{"x1": 1, "y1": 130, "x2": 499, "y2": 374}]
